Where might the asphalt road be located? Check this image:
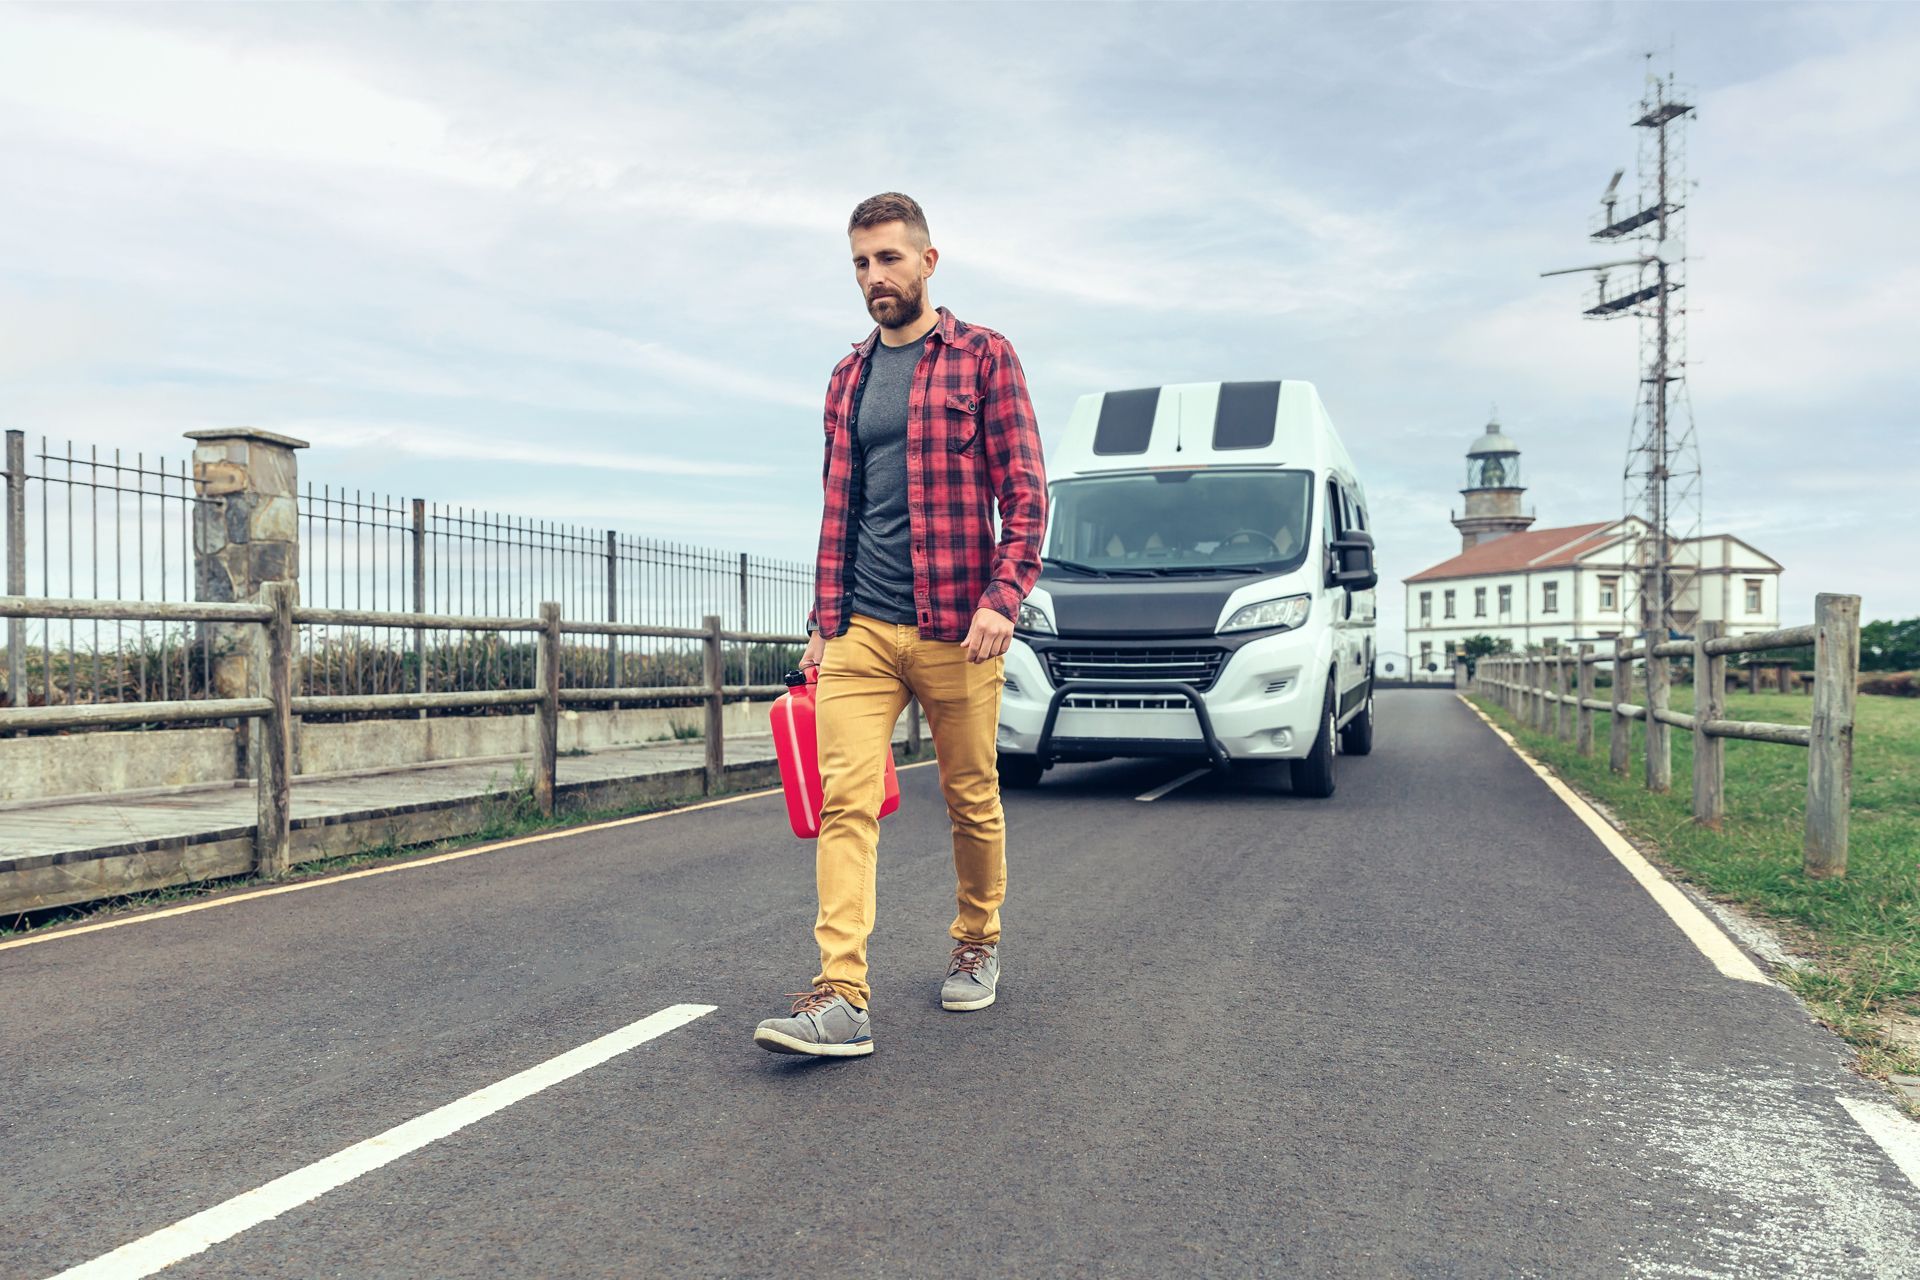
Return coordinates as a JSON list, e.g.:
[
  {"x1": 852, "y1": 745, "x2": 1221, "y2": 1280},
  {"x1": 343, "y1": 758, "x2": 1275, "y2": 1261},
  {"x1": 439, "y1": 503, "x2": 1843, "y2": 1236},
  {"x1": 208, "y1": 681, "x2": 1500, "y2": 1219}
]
[{"x1": 4, "y1": 690, "x2": 1917, "y2": 1278}]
